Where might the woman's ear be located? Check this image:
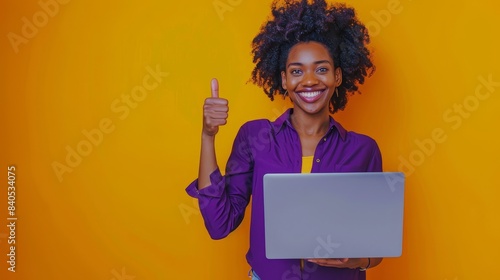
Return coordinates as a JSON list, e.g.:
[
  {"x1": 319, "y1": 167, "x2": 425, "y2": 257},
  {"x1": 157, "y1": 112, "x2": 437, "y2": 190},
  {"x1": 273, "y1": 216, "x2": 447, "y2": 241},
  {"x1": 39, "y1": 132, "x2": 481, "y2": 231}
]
[
  {"x1": 281, "y1": 71, "x2": 287, "y2": 90},
  {"x1": 335, "y1": 67, "x2": 343, "y2": 87}
]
